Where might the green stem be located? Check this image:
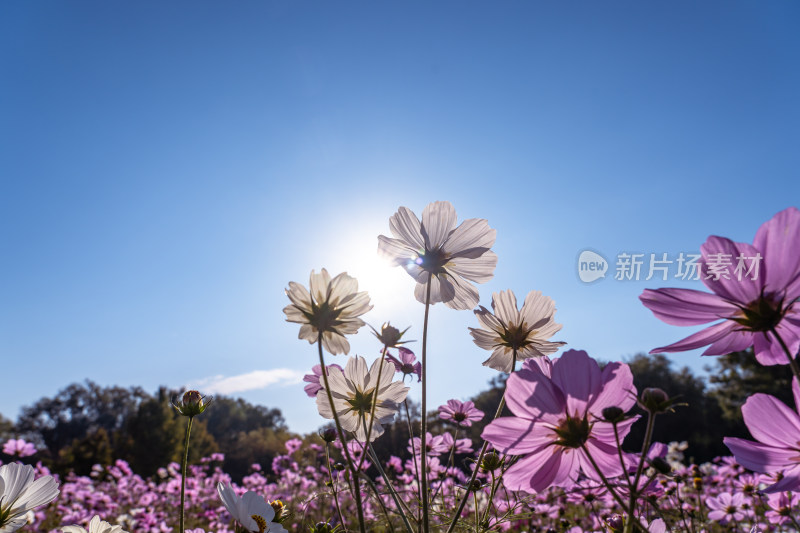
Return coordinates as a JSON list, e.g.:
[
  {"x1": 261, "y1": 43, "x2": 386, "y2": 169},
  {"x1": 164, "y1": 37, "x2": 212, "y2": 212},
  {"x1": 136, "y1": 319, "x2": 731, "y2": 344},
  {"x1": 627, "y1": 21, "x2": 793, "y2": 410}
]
[
  {"x1": 179, "y1": 416, "x2": 193, "y2": 533},
  {"x1": 403, "y1": 399, "x2": 422, "y2": 525},
  {"x1": 356, "y1": 346, "x2": 388, "y2": 471},
  {"x1": 366, "y1": 441, "x2": 416, "y2": 533},
  {"x1": 317, "y1": 335, "x2": 367, "y2": 533},
  {"x1": 420, "y1": 273, "x2": 432, "y2": 533},
  {"x1": 625, "y1": 412, "x2": 656, "y2": 533},
  {"x1": 325, "y1": 443, "x2": 347, "y2": 530},
  {"x1": 446, "y1": 351, "x2": 516, "y2": 533},
  {"x1": 770, "y1": 327, "x2": 800, "y2": 383}
]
